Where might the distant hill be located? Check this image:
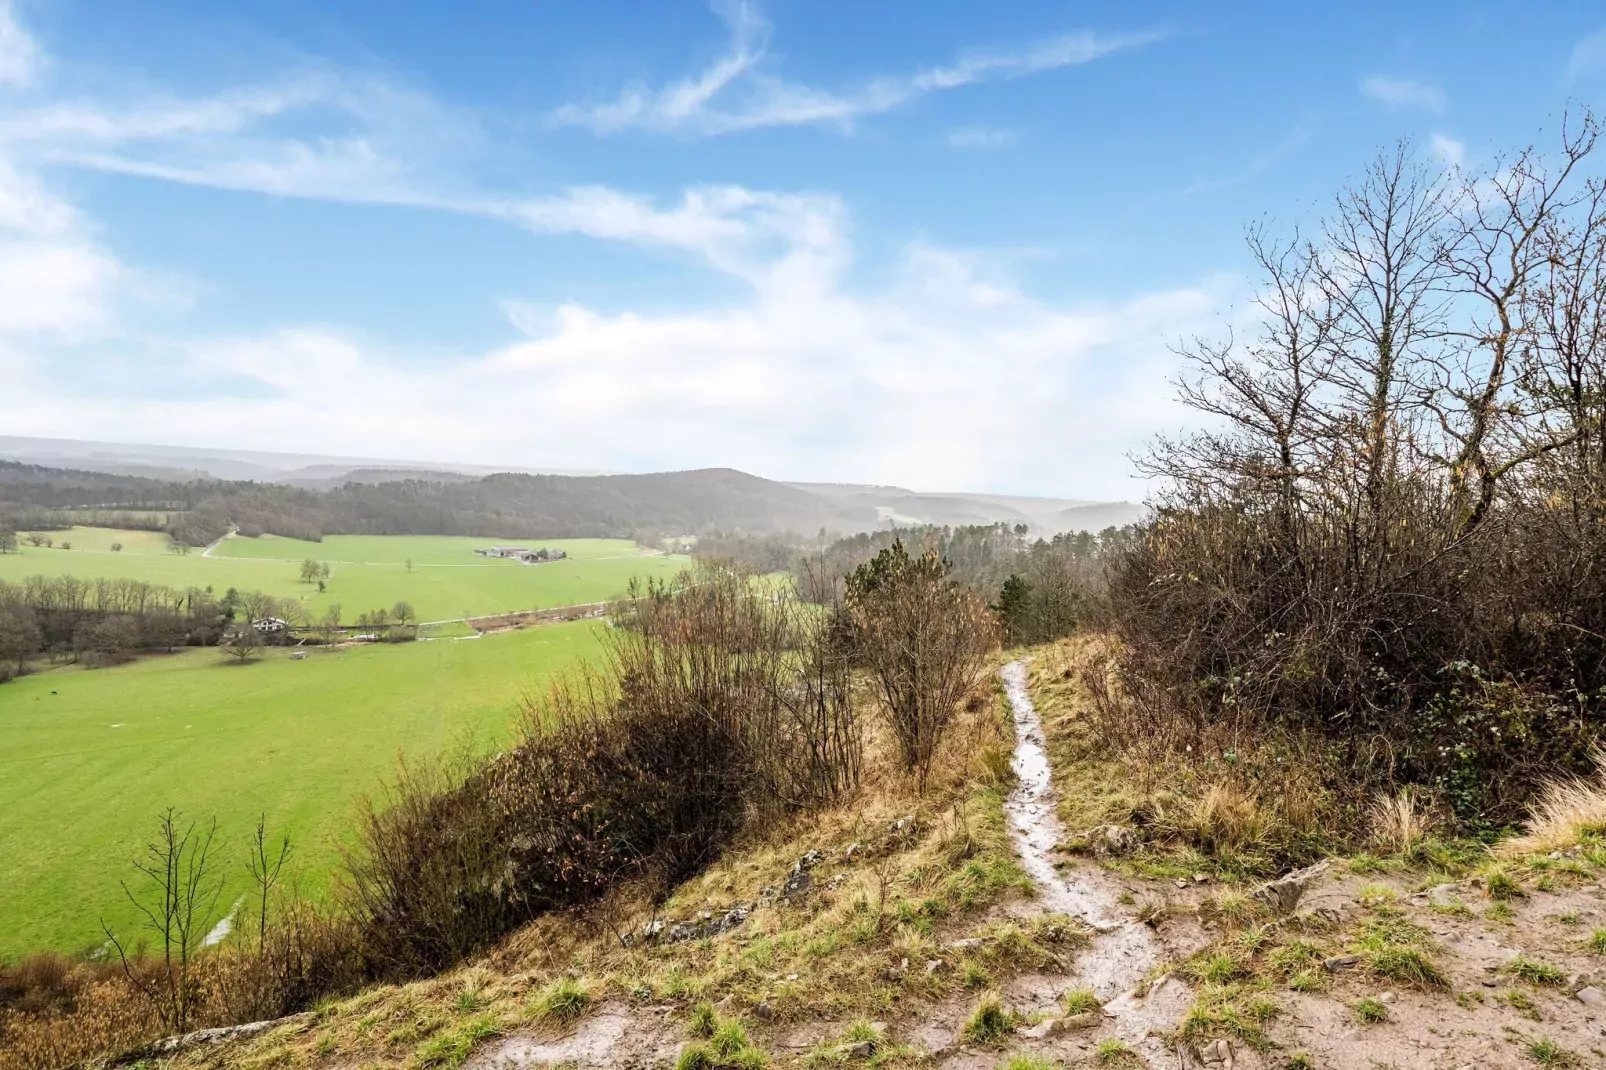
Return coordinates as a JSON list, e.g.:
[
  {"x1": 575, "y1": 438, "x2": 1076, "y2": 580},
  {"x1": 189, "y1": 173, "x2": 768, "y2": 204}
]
[
  {"x1": 784, "y1": 481, "x2": 1139, "y2": 534},
  {"x1": 0, "y1": 437, "x2": 1140, "y2": 545},
  {"x1": 0, "y1": 461, "x2": 876, "y2": 545}
]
